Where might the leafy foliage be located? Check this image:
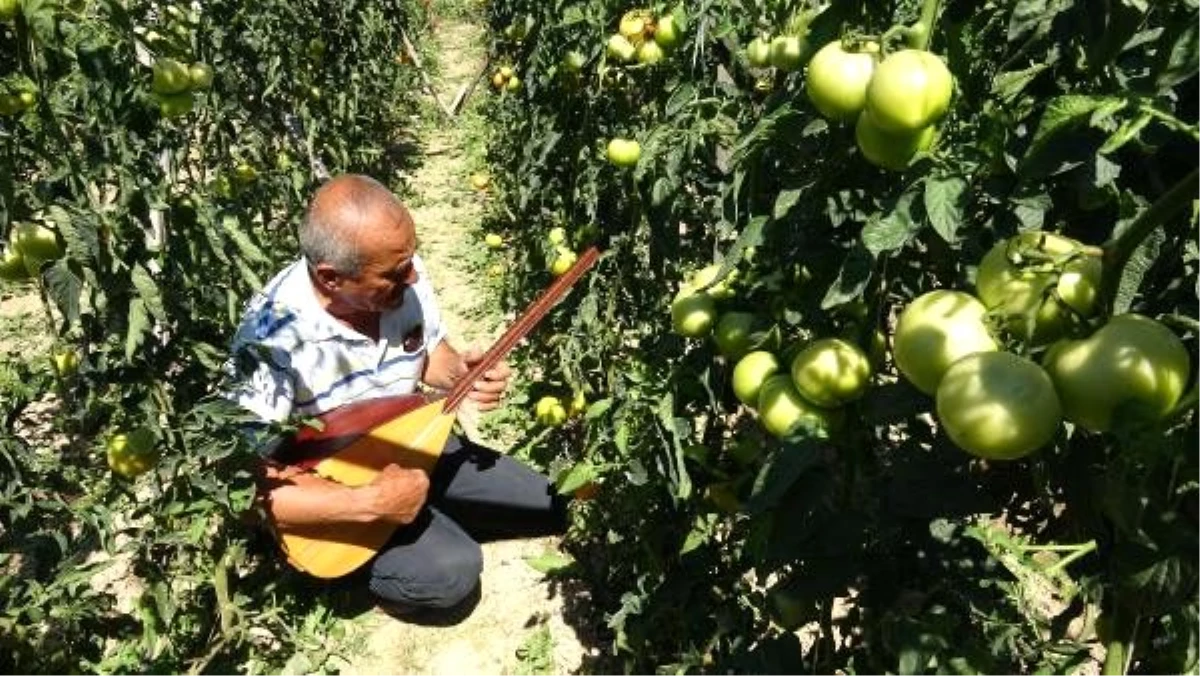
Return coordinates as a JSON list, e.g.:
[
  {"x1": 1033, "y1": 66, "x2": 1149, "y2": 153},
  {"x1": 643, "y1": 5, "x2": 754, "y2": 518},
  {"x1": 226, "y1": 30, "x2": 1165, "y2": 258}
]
[{"x1": 481, "y1": 0, "x2": 1198, "y2": 672}]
